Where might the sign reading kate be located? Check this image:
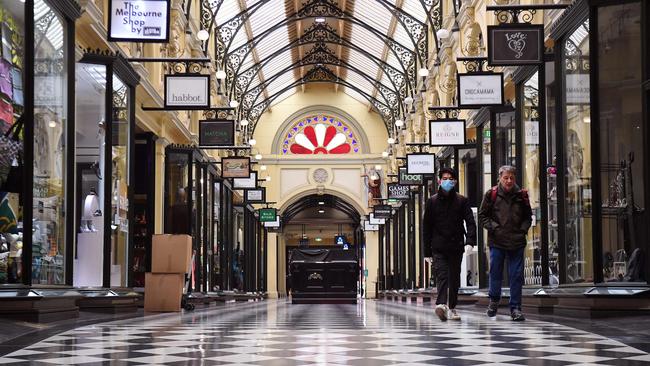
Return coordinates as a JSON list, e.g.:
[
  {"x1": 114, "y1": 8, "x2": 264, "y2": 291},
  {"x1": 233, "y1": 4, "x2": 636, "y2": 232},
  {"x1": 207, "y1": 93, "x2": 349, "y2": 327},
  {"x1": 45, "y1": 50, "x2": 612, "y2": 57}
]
[
  {"x1": 488, "y1": 24, "x2": 544, "y2": 66},
  {"x1": 457, "y1": 73, "x2": 504, "y2": 108},
  {"x1": 108, "y1": 0, "x2": 170, "y2": 42}
]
